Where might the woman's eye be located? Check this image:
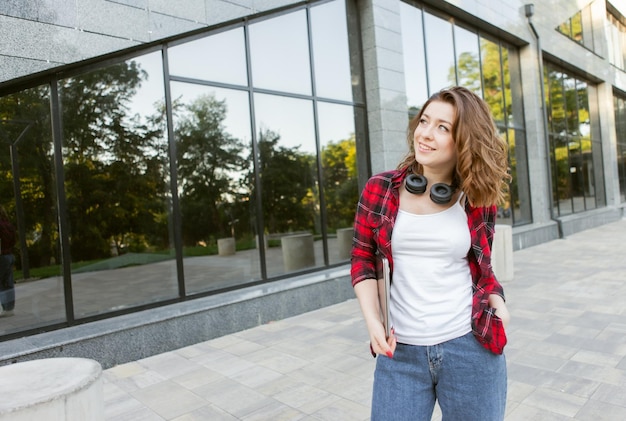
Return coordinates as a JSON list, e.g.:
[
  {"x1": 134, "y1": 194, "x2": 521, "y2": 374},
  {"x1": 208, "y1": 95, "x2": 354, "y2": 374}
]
[{"x1": 439, "y1": 125, "x2": 449, "y2": 132}]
